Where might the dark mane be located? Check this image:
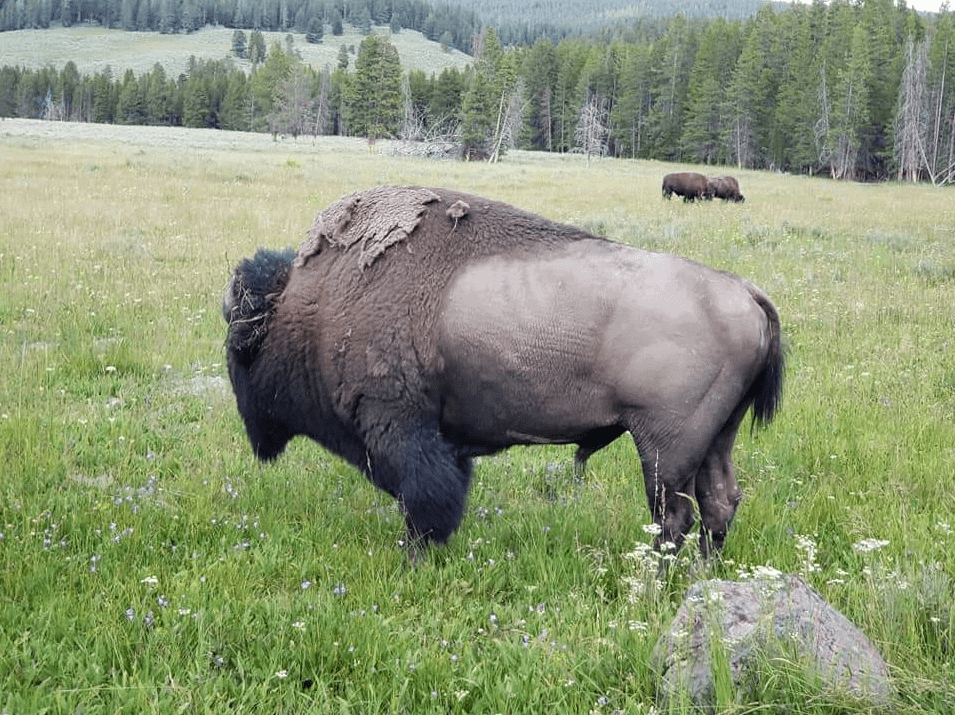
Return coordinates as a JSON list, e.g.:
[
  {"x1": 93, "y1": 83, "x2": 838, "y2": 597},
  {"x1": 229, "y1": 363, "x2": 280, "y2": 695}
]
[{"x1": 224, "y1": 247, "x2": 296, "y2": 365}]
